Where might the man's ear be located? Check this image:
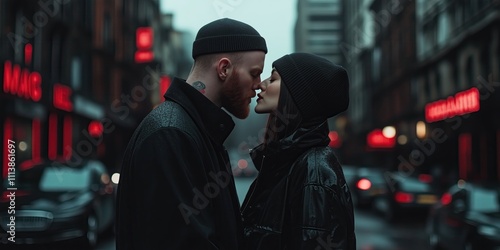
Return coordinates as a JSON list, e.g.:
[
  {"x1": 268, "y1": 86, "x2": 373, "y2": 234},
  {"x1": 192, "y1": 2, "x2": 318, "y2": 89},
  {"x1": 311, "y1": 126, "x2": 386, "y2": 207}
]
[{"x1": 217, "y1": 58, "x2": 231, "y2": 81}]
